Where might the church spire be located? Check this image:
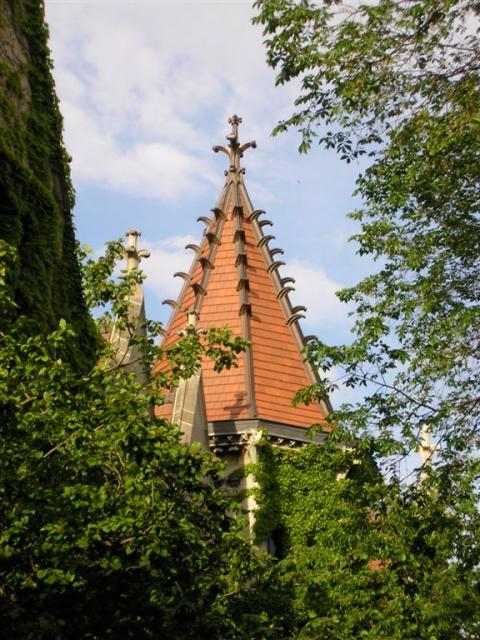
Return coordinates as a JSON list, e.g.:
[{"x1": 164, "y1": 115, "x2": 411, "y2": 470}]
[{"x1": 156, "y1": 116, "x2": 331, "y2": 440}]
